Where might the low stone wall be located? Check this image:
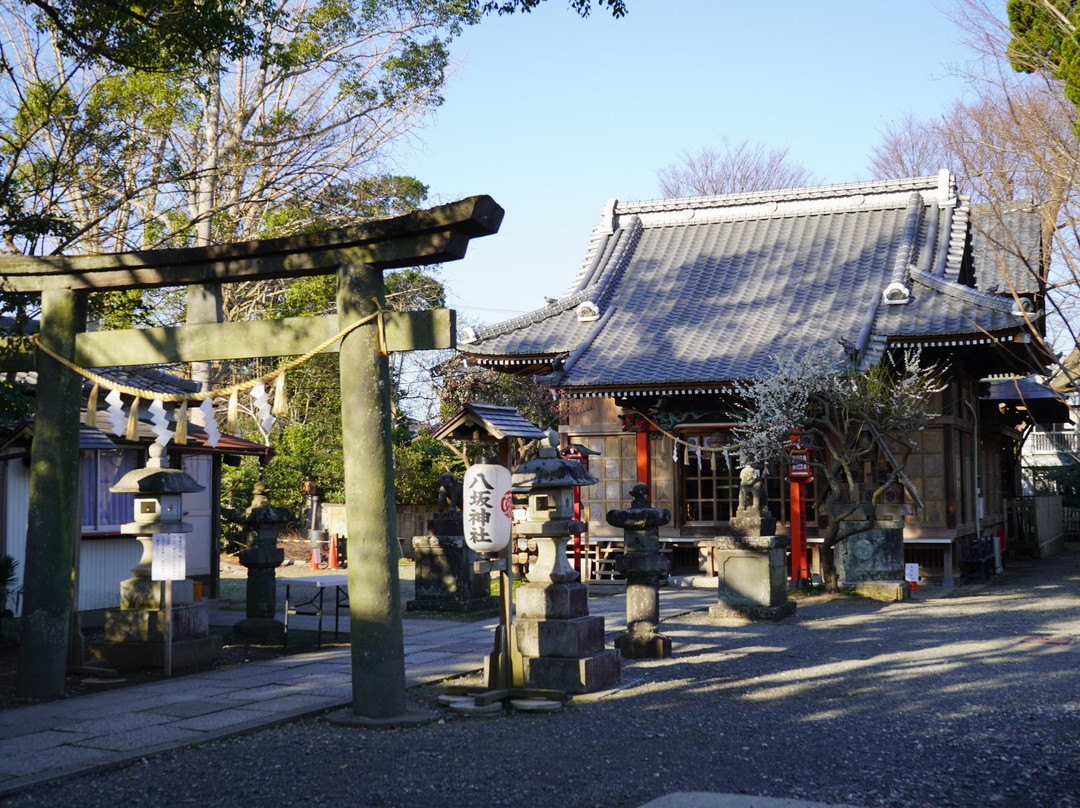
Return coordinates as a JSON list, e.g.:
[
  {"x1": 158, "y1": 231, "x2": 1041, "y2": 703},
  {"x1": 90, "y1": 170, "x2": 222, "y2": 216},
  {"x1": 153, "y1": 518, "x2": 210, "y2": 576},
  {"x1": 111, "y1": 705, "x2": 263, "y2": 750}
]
[{"x1": 396, "y1": 504, "x2": 437, "y2": 558}]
